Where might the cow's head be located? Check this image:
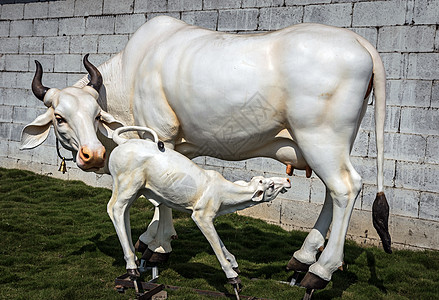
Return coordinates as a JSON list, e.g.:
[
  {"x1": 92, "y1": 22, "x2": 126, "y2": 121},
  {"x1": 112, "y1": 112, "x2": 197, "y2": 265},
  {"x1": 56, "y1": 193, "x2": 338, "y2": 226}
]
[
  {"x1": 20, "y1": 55, "x2": 123, "y2": 171},
  {"x1": 250, "y1": 176, "x2": 291, "y2": 202}
]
